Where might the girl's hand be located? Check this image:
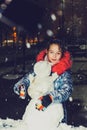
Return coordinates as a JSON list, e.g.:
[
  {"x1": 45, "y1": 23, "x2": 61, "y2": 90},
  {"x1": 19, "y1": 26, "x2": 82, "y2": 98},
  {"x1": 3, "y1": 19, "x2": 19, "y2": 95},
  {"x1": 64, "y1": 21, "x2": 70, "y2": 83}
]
[{"x1": 35, "y1": 95, "x2": 52, "y2": 111}]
